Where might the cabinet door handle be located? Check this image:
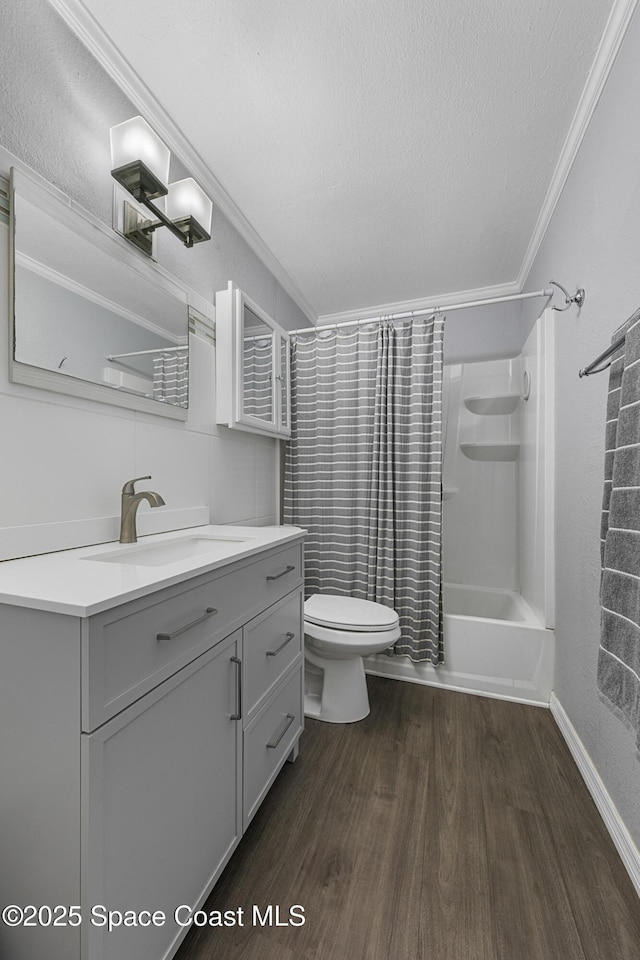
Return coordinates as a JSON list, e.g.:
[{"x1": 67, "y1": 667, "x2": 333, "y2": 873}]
[
  {"x1": 266, "y1": 632, "x2": 296, "y2": 657},
  {"x1": 266, "y1": 713, "x2": 296, "y2": 749},
  {"x1": 156, "y1": 607, "x2": 218, "y2": 642},
  {"x1": 230, "y1": 656, "x2": 242, "y2": 721},
  {"x1": 266, "y1": 564, "x2": 295, "y2": 582}
]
